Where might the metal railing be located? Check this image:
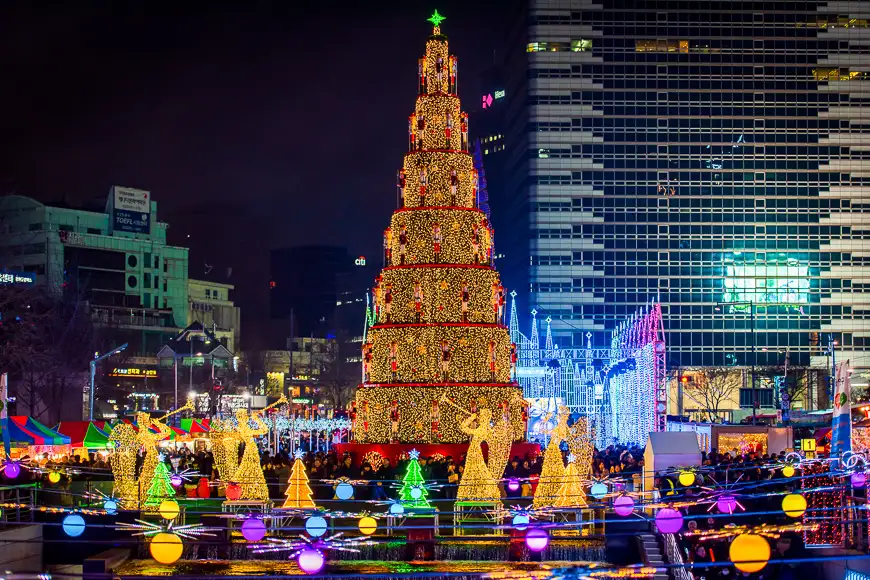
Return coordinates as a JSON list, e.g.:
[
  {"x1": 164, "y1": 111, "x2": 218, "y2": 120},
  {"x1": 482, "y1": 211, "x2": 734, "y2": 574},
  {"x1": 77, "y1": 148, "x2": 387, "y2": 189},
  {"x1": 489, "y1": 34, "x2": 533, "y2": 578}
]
[{"x1": 663, "y1": 532, "x2": 694, "y2": 580}]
